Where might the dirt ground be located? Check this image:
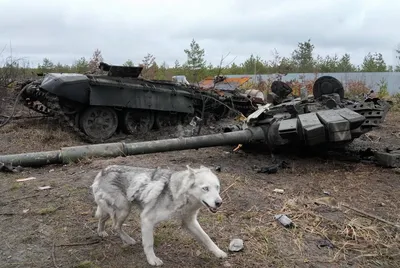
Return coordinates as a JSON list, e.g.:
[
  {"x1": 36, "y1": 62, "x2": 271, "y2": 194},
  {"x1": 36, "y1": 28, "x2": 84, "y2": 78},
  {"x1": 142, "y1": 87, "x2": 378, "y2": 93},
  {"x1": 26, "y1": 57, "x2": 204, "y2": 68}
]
[{"x1": 1, "y1": 90, "x2": 400, "y2": 268}]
